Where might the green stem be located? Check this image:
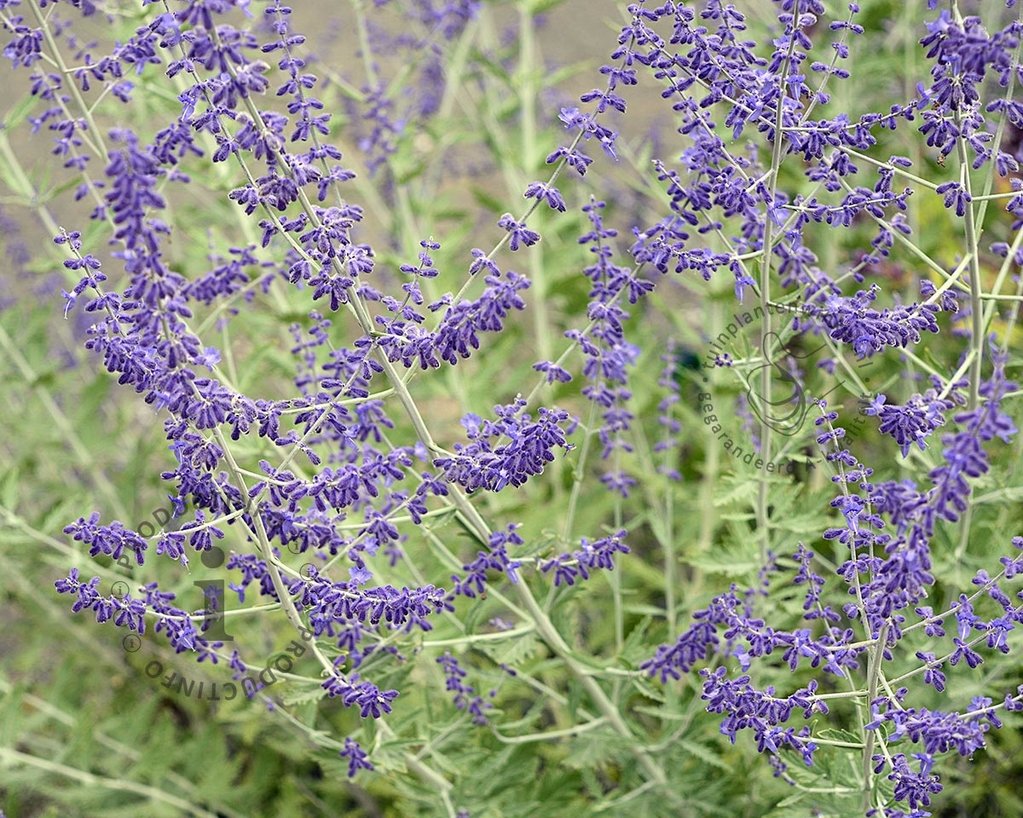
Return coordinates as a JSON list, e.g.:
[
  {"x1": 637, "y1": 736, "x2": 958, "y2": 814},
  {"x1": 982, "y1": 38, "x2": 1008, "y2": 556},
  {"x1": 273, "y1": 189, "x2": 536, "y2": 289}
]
[
  {"x1": 861, "y1": 623, "x2": 890, "y2": 814},
  {"x1": 754, "y1": 1, "x2": 800, "y2": 565},
  {"x1": 0, "y1": 746, "x2": 220, "y2": 818}
]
